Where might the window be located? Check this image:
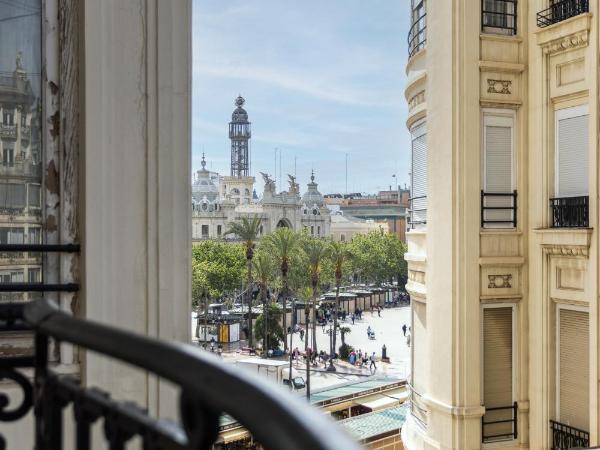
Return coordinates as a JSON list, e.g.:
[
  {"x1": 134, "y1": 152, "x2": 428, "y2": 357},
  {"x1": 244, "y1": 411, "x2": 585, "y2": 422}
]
[
  {"x1": 340, "y1": 234, "x2": 346, "y2": 242},
  {"x1": 28, "y1": 184, "x2": 41, "y2": 208},
  {"x1": 482, "y1": 306, "x2": 515, "y2": 441},
  {"x1": 217, "y1": 225, "x2": 222, "y2": 236},
  {"x1": 557, "y1": 307, "x2": 589, "y2": 431},
  {"x1": 555, "y1": 105, "x2": 588, "y2": 198},
  {"x1": 3, "y1": 146, "x2": 14, "y2": 167},
  {"x1": 408, "y1": 0, "x2": 427, "y2": 57},
  {"x1": 310, "y1": 226, "x2": 314, "y2": 236},
  {"x1": 28, "y1": 268, "x2": 40, "y2": 283},
  {"x1": 410, "y1": 121, "x2": 427, "y2": 228},
  {"x1": 482, "y1": 111, "x2": 515, "y2": 227},
  {"x1": 0, "y1": 183, "x2": 26, "y2": 208},
  {"x1": 3, "y1": 110, "x2": 14, "y2": 126},
  {"x1": 482, "y1": 0, "x2": 517, "y2": 34},
  {"x1": 317, "y1": 226, "x2": 321, "y2": 236},
  {"x1": 201, "y1": 225, "x2": 209, "y2": 237},
  {"x1": 28, "y1": 227, "x2": 40, "y2": 244}
]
